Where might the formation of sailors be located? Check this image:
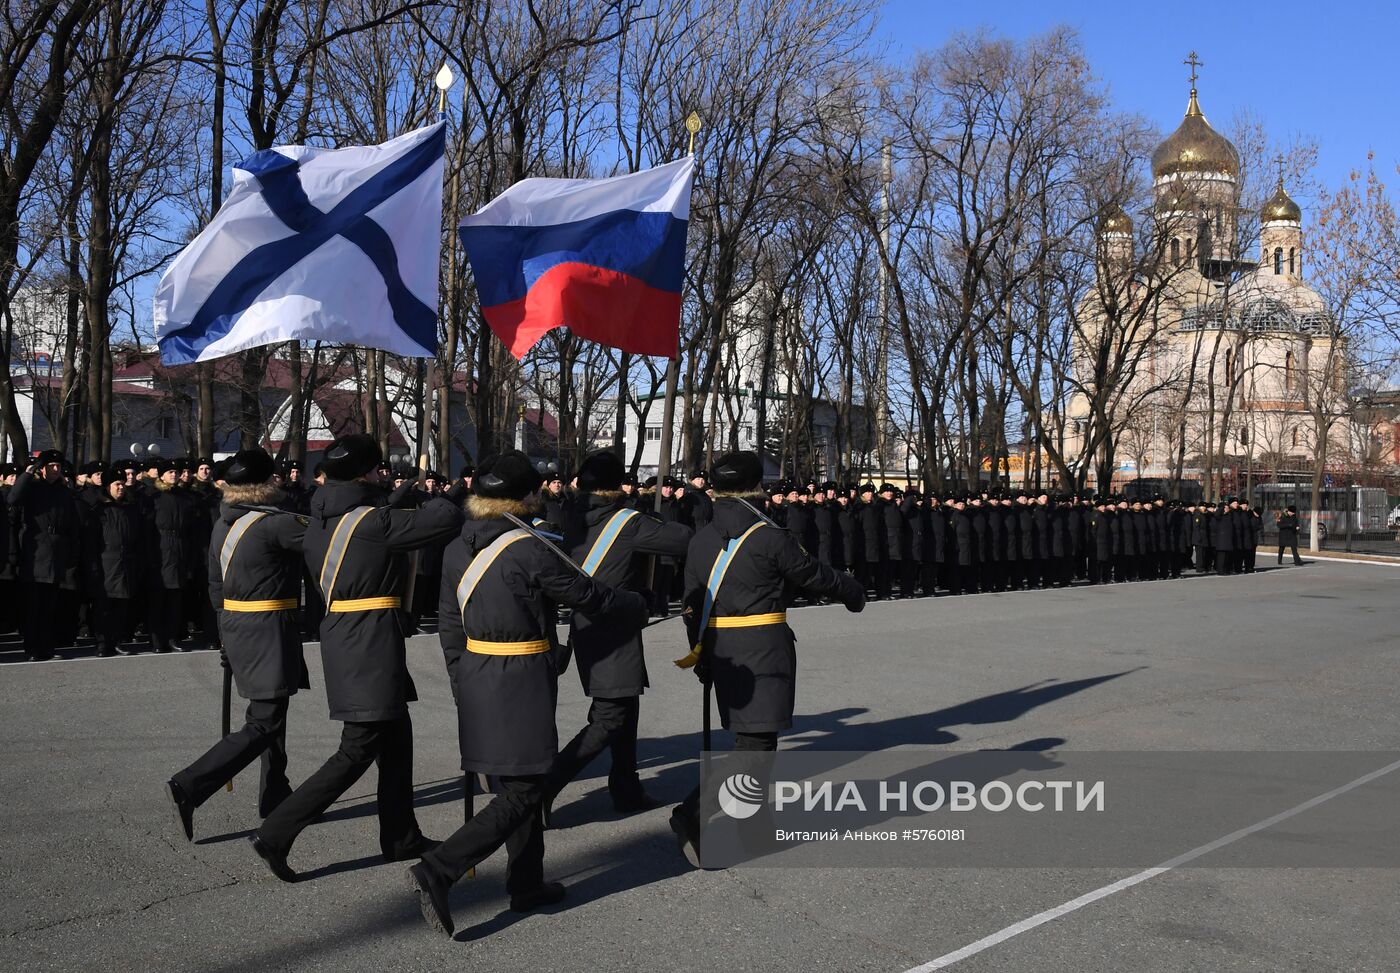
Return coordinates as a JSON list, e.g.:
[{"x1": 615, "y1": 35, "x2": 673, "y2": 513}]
[{"x1": 0, "y1": 451, "x2": 457, "y2": 662}]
